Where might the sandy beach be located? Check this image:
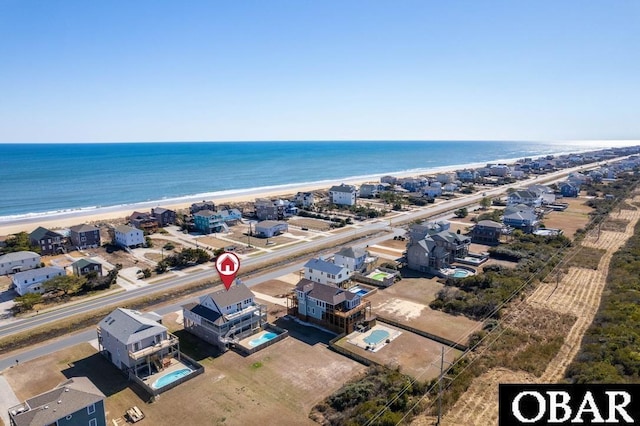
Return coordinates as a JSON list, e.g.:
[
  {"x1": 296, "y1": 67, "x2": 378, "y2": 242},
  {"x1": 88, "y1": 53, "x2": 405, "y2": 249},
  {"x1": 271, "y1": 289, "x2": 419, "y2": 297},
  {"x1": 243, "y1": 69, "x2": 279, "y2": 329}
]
[{"x1": 0, "y1": 167, "x2": 458, "y2": 236}]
